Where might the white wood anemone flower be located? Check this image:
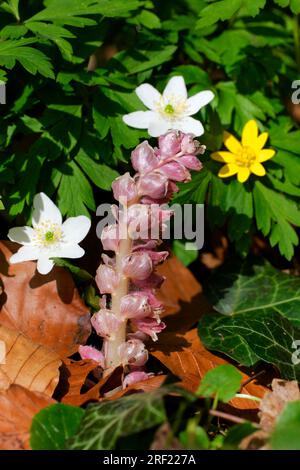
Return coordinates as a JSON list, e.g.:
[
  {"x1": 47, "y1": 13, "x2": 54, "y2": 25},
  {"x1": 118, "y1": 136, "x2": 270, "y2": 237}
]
[
  {"x1": 8, "y1": 192, "x2": 91, "y2": 275},
  {"x1": 123, "y1": 75, "x2": 214, "y2": 137}
]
